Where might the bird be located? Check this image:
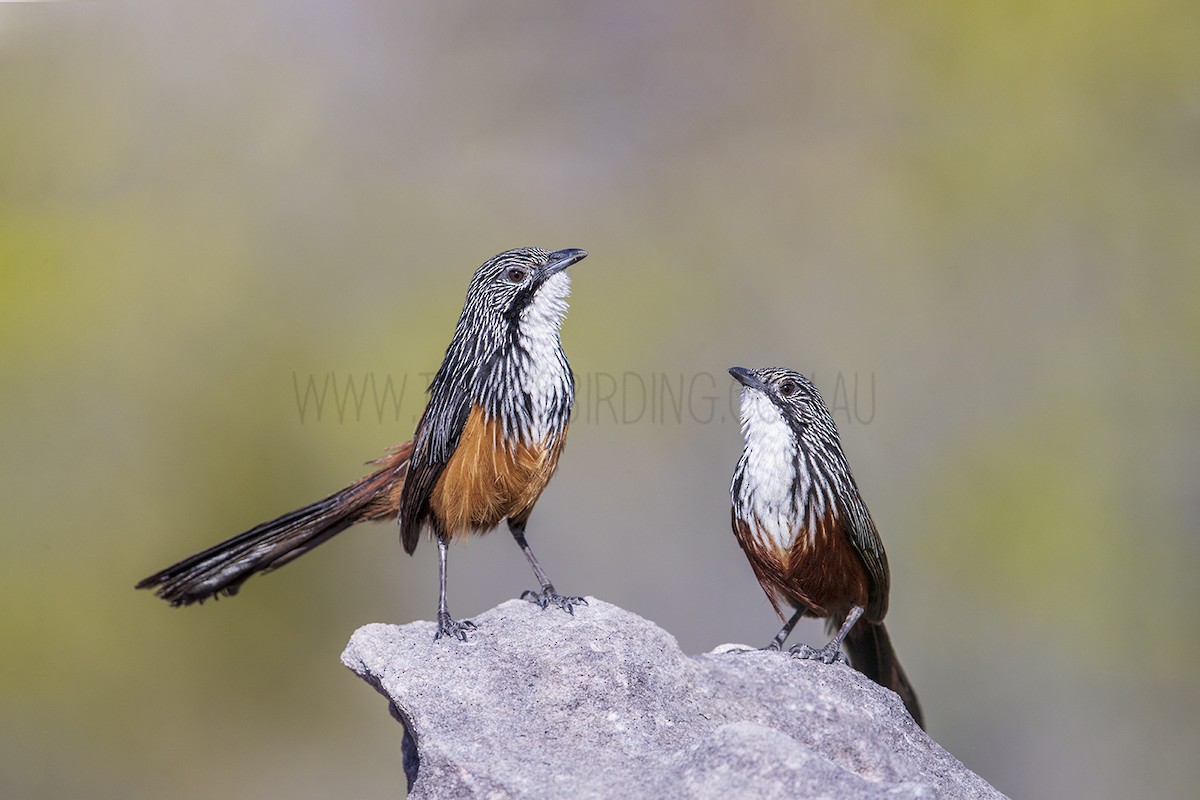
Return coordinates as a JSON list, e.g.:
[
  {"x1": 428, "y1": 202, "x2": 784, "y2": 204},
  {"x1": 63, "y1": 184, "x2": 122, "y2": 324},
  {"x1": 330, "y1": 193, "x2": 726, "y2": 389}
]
[
  {"x1": 728, "y1": 366, "x2": 924, "y2": 729},
  {"x1": 137, "y1": 247, "x2": 589, "y2": 641}
]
